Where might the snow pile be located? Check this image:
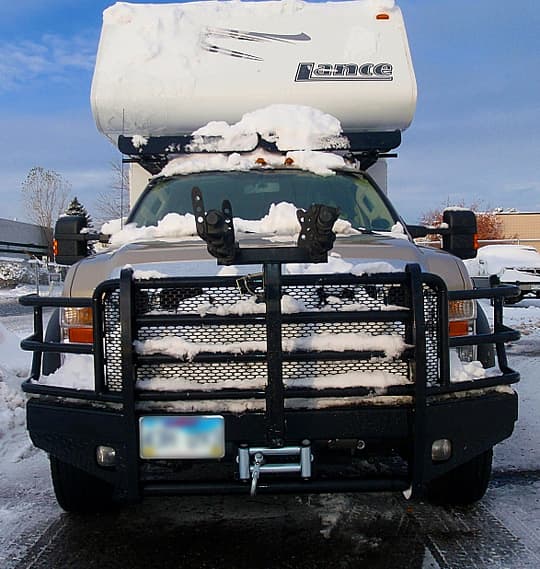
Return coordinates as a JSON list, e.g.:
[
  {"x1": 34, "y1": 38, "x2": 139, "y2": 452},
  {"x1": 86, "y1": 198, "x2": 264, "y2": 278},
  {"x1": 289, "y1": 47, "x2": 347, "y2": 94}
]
[
  {"x1": 449, "y1": 350, "x2": 488, "y2": 383},
  {"x1": 159, "y1": 149, "x2": 346, "y2": 178},
  {"x1": 196, "y1": 294, "x2": 306, "y2": 317},
  {"x1": 0, "y1": 259, "x2": 32, "y2": 288},
  {"x1": 132, "y1": 269, "x2": 169, "y2": 280},
  {"x1": 101, "y1": 217, "x2": 126, "y2": 236},
  {"x1": 189, "y1": 105, "x2": 348, "y2": 151},
  {"x1": 38, "y1": 355, "x2": 94, "y2": 391},
  {"x1": 134, "y1": 331, "x2": 408, "y2": 361},
  {"x1": 131, "y1": 134, "x2": 148, "y2": 148},
  {"x1": 0, "y1": 323, "x2": 30, "y2": 441}
]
